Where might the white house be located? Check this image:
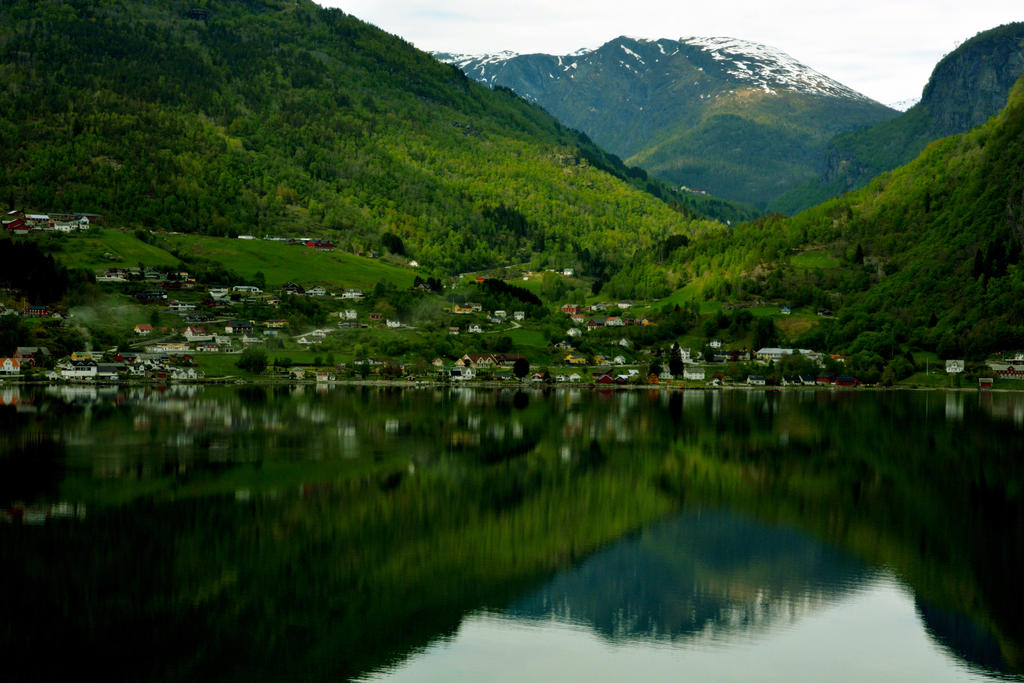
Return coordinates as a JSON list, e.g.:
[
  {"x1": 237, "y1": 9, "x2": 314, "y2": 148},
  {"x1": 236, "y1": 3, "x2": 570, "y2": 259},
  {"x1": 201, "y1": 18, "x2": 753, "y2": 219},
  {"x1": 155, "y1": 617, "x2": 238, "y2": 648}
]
[
  {"x1": 468, "y1": 324, "x2": 483, "y2": 334},
  {"x1": 61, "y1": 361, "x2": 98, "y2": 380},
  {"x1": 613, "y1": 355, "x2": 627, "y2": 365},
  {"x1": 451, "y1": 367, "x2": 474, "y2": 381},
  {"x1": 0, "y1": 358, "x2": 21, "y2": 375},
  {"x1": 494, "y1": 310, "x2": 507, "y2": 319},
  {"x1": 683, "y1": 367, "x2": 706, "y2": 381},
  {"x1": 747, "y1": 375, "x2": 766, "y2": 386},
  {"x1": 343, "y1": 309, "x2": 358, "y2": 320},
  {"x1": 341, "y1": 289, "x2": 364, "y2": 300},
  {"x1": 513, "y1": 311, "x2": 525, "y2": 321},
  {"x1": 386, "y1": 320, "x2": 402, "y2": 328},
  {"x1": 233, "y1": 285, "x2": 262, "y2": 295},
  {"x1": 183, "y1": 326, "x2": 211, "y2": 342},
  {"x1": 567, "y1": 328, "x2": 582, "y2": 338},
  {"x1": 307, "y1": 286, "x2": 327, "y2": 297}
]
